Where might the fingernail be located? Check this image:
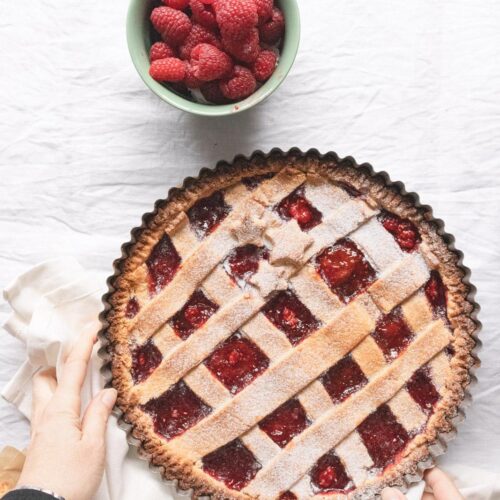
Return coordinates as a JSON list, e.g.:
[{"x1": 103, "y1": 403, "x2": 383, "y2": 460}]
[
  {"x1": 381, "y1": 487, "x2": 405, "y2": 500},
  {"x1": 100, "y1": 388, "x2": 117, "y2": 410}
]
